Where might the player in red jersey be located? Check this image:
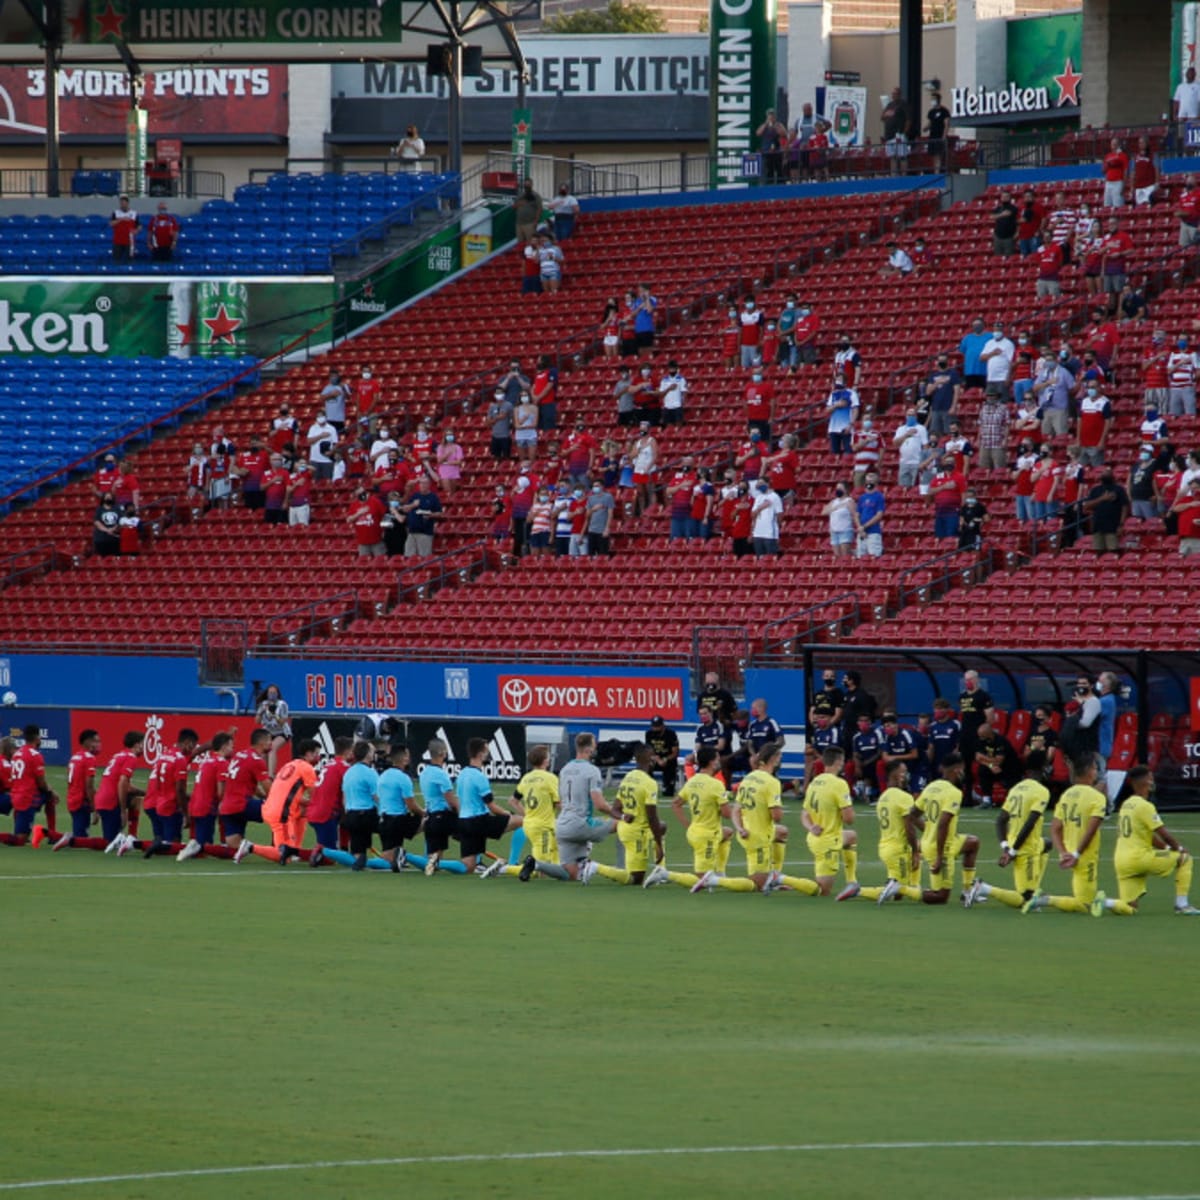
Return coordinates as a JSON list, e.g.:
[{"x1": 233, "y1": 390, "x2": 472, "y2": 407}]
[
  {"x1": 2, "y1": 726, "x2": 60, "y2": 846},
  {"x1": 0, "y1": 738, "x2": 14, "y2": 821},
  {"x1": 141, "y1": 729, "x2": 200, "y2": 858},
  {"x1": 50, "y1": 729, "x2": 102, "y2": 850},
  {"x1": 178, "y1": 731, "x2": 235, "y2": 861},
  {"x1": 304, "y1": 736, "x2": 353, "y2": 858},
  {"x1": 221, "y1": 729, "x2": 272, "y2": 862},
  {"x1": 93, "y1": 731, "x2": 144, "y2": 854}
]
